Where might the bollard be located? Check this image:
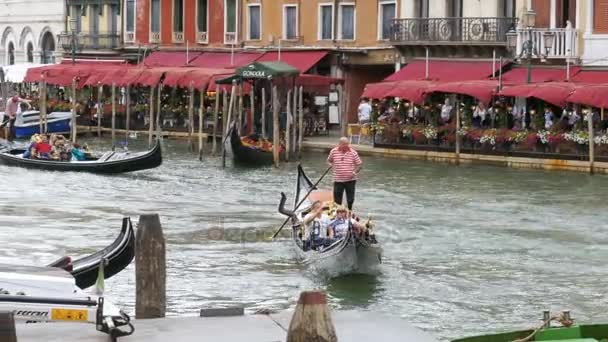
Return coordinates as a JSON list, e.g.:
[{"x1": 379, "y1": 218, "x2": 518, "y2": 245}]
[
  {"x1": 135, "y1": 214, "x2": 166, "y2": 318},
  {"x1": 0, "y1": 311, "x2": 17, "y2": 342},
  {"x1": 287, "y1": 291, "x2": 337, "y2": 342}
]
